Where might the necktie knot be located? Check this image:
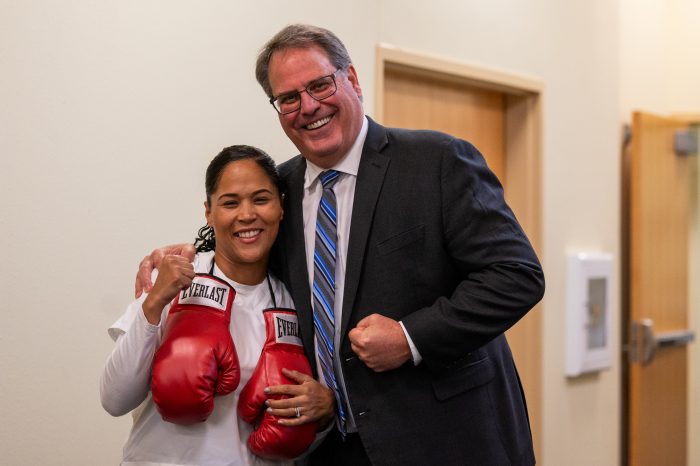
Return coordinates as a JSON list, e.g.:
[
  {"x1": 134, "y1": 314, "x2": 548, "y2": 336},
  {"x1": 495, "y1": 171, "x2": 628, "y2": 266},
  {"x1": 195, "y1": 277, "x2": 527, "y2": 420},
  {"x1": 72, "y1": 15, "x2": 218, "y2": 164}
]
[{"x1": 319, "y1": 170, "x2": 340, "y2": 189}]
